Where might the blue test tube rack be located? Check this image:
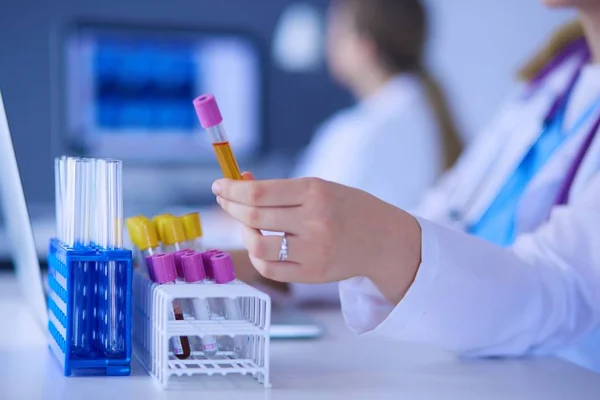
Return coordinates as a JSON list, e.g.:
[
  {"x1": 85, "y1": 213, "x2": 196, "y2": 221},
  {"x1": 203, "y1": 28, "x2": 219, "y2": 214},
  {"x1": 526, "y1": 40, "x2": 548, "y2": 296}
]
[{"x1": 47, "y1": 238, "x2": 133, "y2": 376}]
